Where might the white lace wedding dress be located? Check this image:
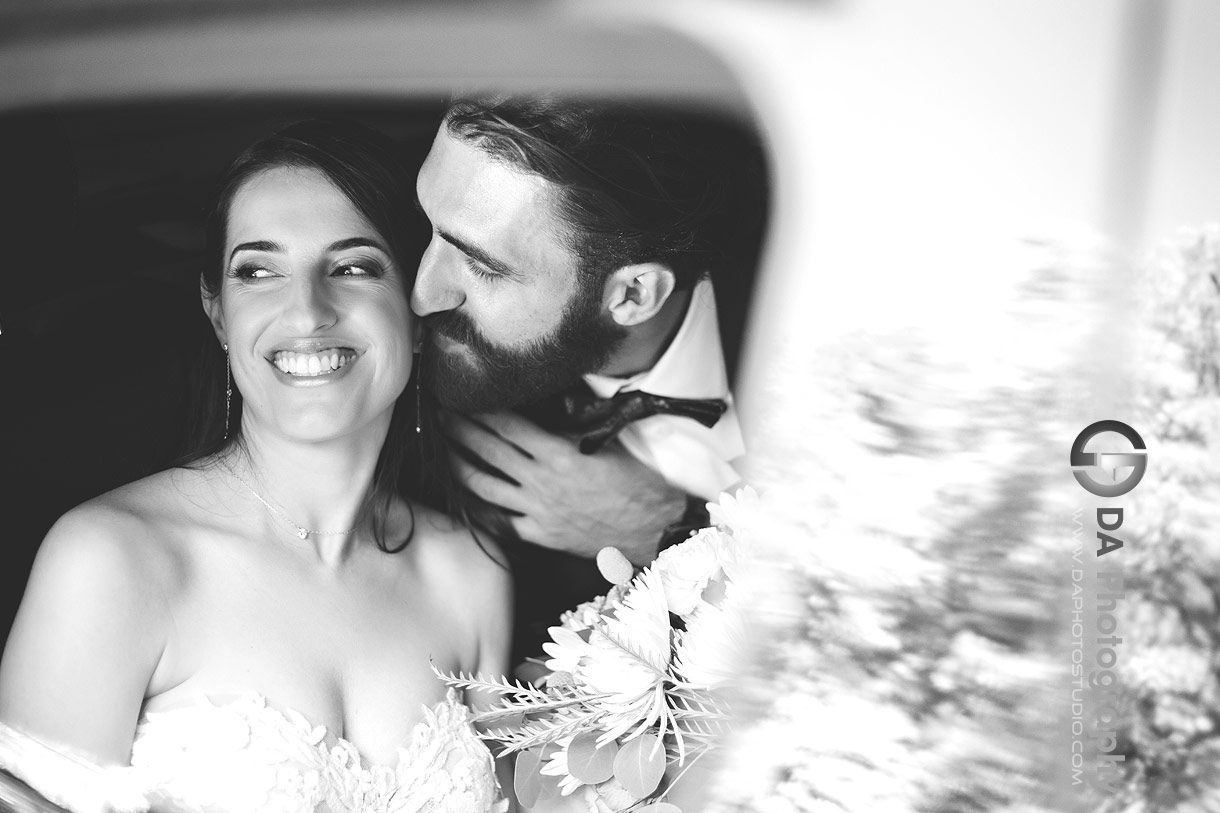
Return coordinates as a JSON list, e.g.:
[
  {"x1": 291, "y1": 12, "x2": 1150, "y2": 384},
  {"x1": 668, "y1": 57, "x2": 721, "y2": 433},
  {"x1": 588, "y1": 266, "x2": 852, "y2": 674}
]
[{"x1": 0, "y1": 689, "x2": 504, "y2": 813}]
